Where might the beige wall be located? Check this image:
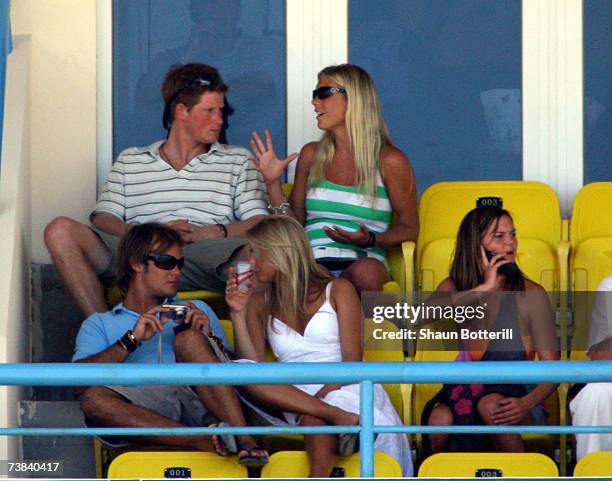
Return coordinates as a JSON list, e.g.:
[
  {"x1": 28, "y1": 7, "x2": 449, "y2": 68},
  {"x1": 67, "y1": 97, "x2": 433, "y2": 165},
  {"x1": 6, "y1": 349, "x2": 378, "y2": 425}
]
[
  {"x1": 12, "y1": 0, "x2": 97, "y2": 264},
  {"x1": 0, "y1": 34, "x2": 32, "y2": 461}
]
